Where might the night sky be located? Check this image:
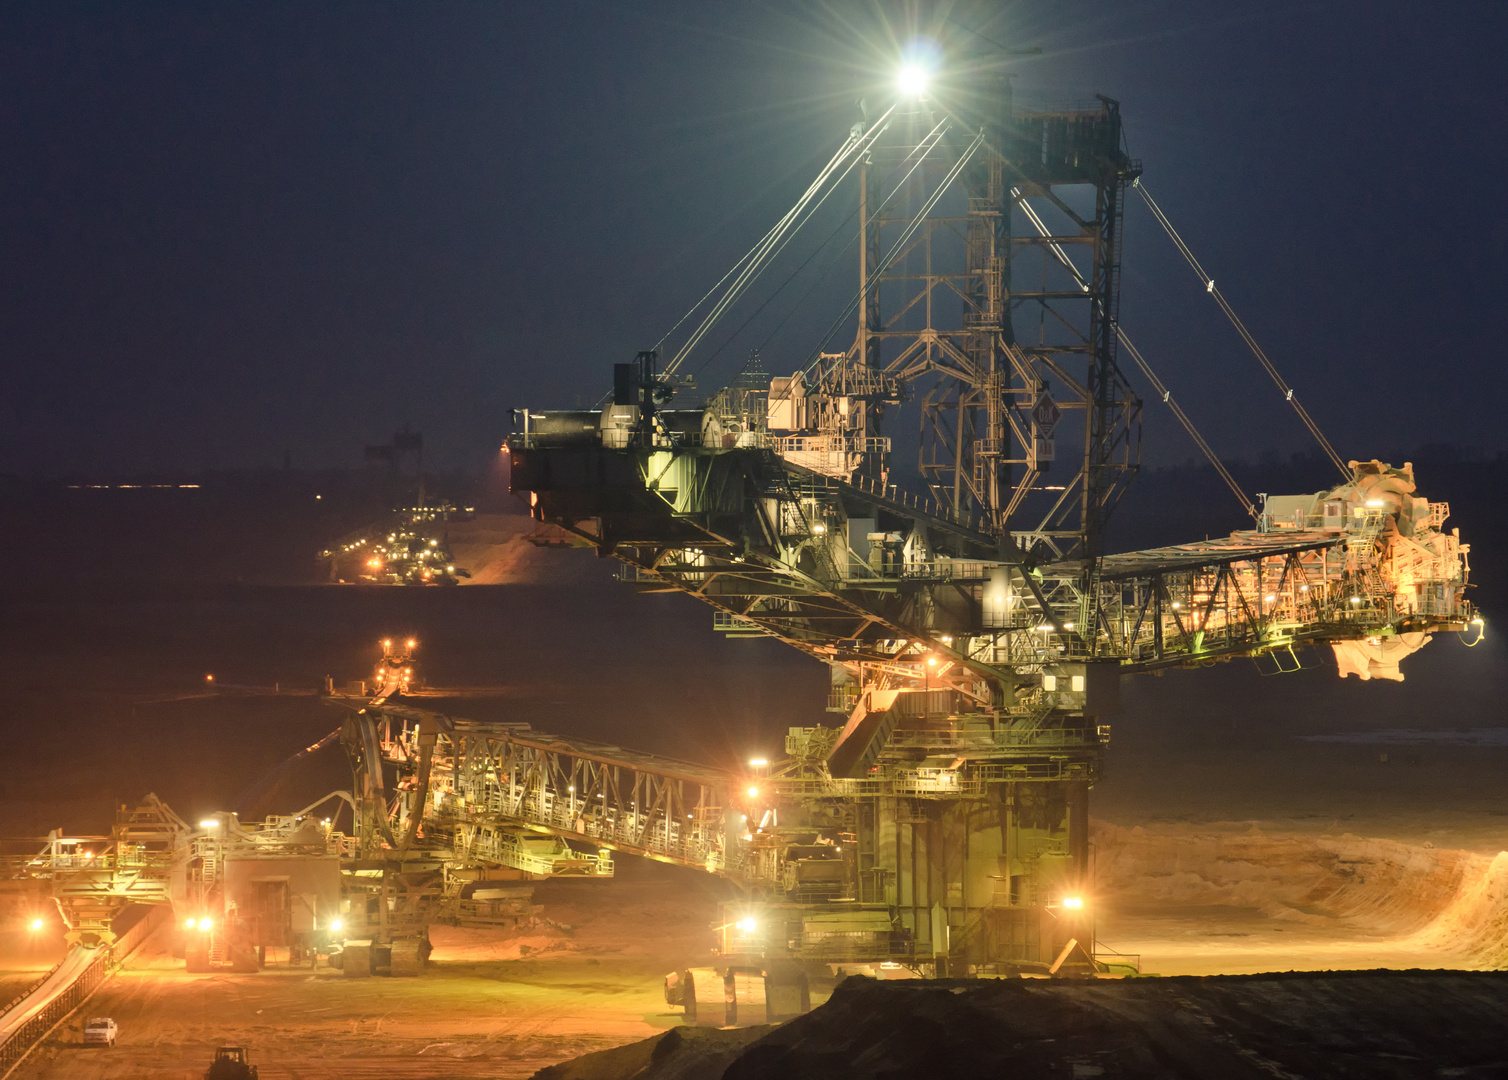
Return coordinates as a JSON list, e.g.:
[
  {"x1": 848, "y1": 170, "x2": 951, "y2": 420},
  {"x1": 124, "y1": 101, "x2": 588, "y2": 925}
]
[{"x1": 3, "y1": 1, "x2": 1504, "y2": 478}]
